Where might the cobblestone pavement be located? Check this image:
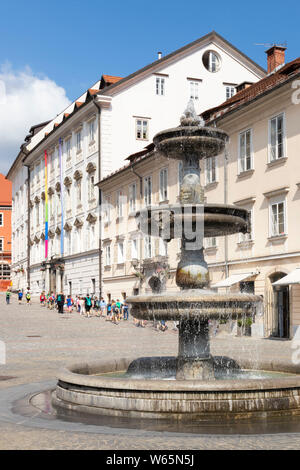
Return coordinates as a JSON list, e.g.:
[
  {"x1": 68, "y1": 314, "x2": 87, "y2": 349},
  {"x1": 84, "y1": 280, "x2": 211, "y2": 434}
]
[{"x1": 0, "y1": 293, "x2": 299, "y2": 450}]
